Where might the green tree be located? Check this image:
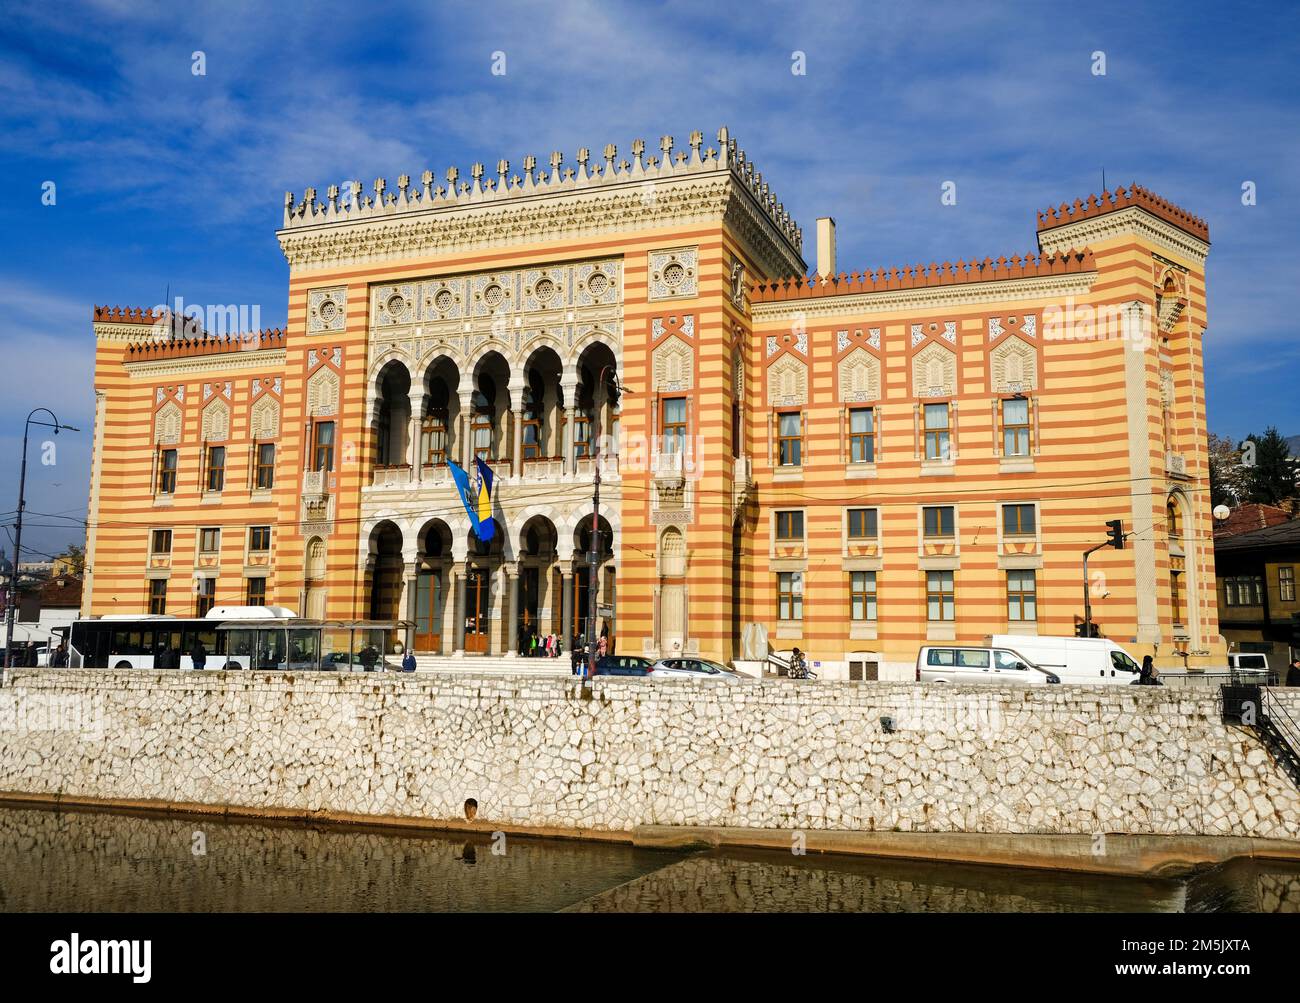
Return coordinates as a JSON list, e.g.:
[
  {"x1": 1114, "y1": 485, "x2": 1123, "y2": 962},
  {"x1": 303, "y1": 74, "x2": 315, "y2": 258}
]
[
  {"x1": 1243, "y1": 426, "x2": 1296, "y2": 505},
  {"x1": 1207, "y1": 432, "x2": 1243, "y2": 508},
  {"x1": 56, "y1": 545, "x2": 85, "y2": 576}
]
